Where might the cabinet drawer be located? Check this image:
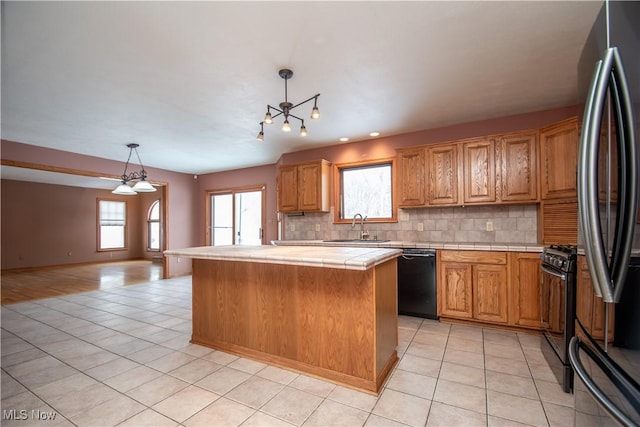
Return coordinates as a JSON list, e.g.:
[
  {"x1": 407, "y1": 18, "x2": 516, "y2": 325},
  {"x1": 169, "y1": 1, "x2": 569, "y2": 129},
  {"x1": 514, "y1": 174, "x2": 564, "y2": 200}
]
[{"x1": 440, "y1": 250, "x2": 507, "y2": 265}]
